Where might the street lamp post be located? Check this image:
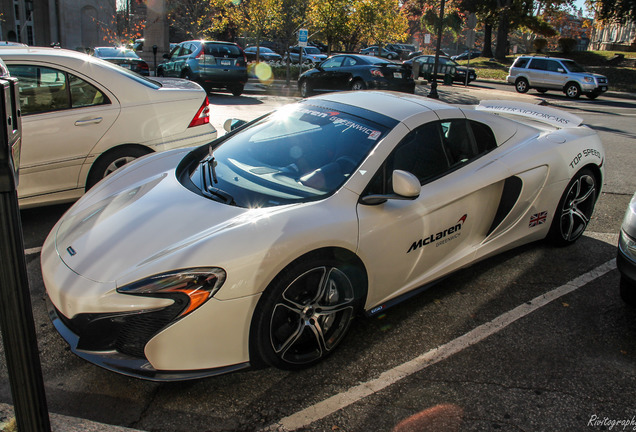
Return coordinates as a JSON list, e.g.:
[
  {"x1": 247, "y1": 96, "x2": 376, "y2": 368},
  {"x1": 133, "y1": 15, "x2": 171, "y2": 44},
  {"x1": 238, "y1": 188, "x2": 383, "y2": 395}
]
[{"x1": 428, "y1": 0, "x2": 446, "y2": 99}]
